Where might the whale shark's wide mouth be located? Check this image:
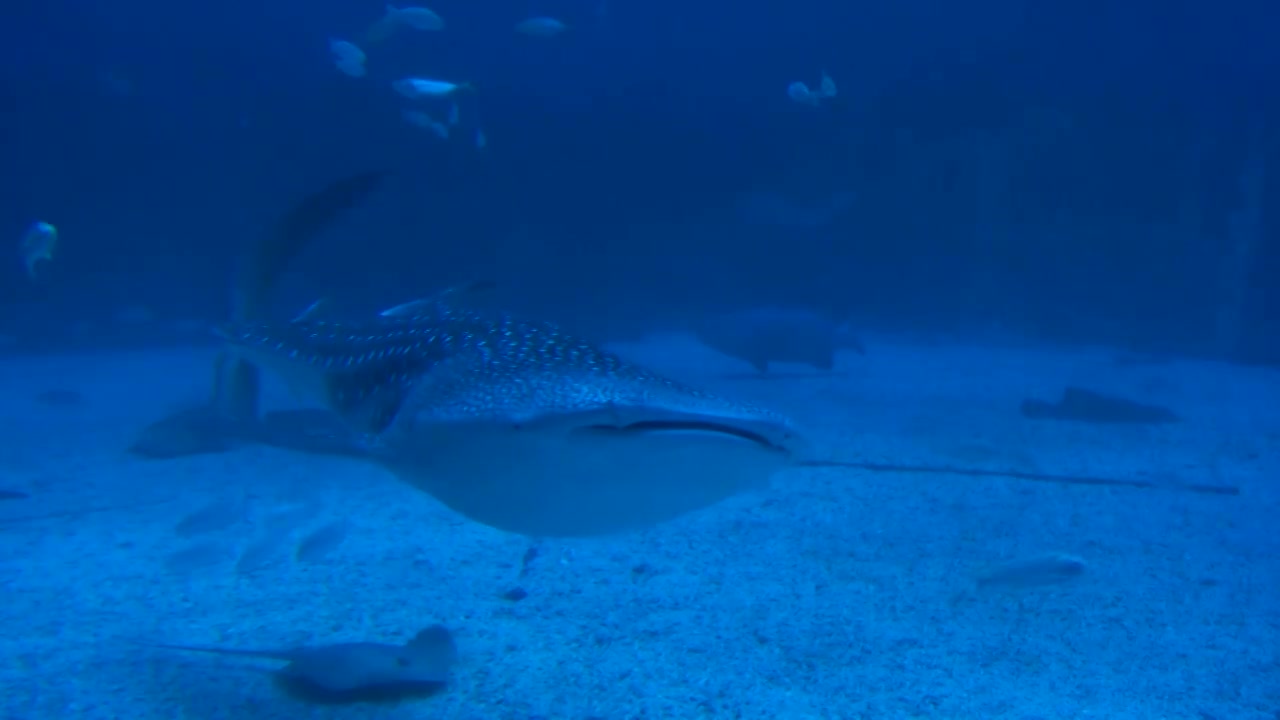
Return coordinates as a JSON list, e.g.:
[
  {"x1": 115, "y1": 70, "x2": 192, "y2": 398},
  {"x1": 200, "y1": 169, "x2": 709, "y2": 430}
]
[{"x1": 581, "y1": 420, "x2": 791, "y2": 453}]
